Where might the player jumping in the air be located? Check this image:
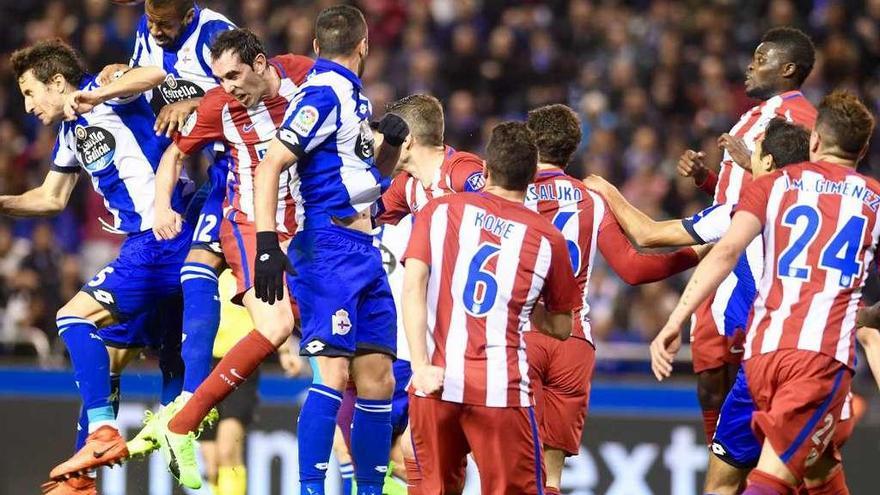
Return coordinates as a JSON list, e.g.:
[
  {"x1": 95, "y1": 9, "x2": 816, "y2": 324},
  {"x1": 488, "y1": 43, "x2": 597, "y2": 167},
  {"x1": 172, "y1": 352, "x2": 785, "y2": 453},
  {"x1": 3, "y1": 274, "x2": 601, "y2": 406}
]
[
  {"x1": 656, "y1": 90, "x2": 876, "y2": 495},
  {"x1": 673, "y1": 27, "x2": 818, "y2": 451},
  {"x1": 7, "y1": 40, "x2": 192, "y2": 495}
]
